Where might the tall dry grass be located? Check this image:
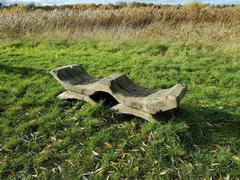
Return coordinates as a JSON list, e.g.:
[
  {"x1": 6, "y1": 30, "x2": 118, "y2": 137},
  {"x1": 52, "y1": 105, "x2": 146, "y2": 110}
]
[
  {"x1": 0, "y1": 5, "x2": 240, "y2": 36},
  {"x1": 0, "y1": 4, "x2": 240, "y2": 52}
]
